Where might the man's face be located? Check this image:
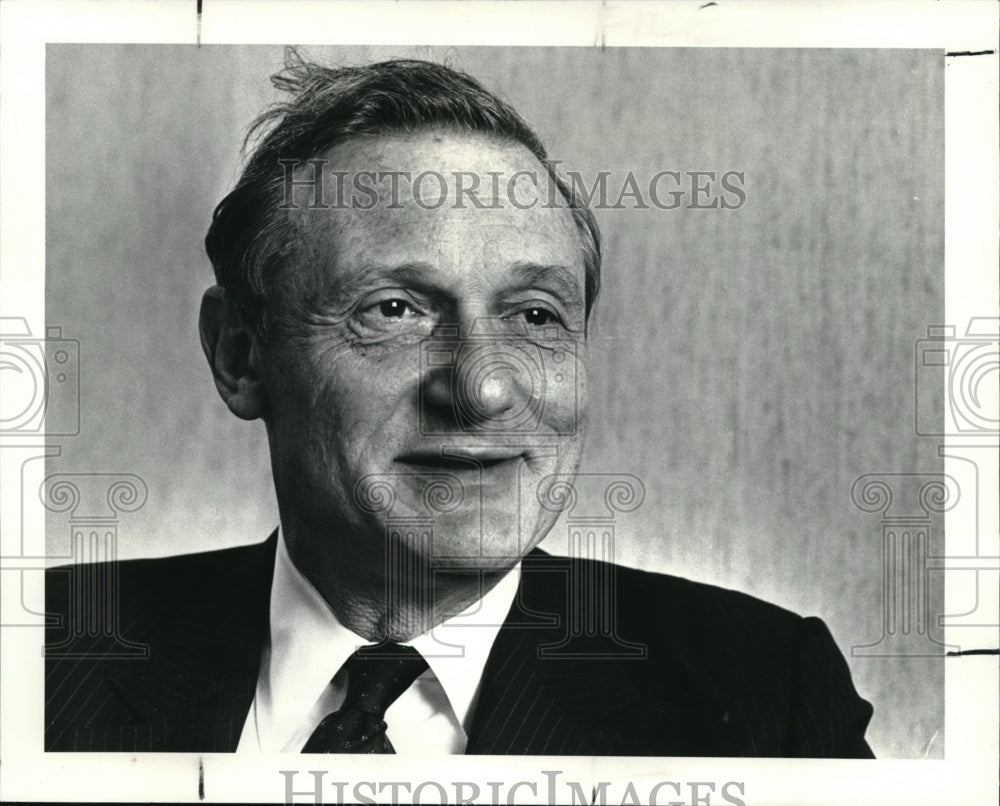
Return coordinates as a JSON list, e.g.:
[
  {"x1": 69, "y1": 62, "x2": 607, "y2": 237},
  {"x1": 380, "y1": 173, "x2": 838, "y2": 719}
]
[{"x1": 258, "y1": 131, "x2": 588, "y2": 579}]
